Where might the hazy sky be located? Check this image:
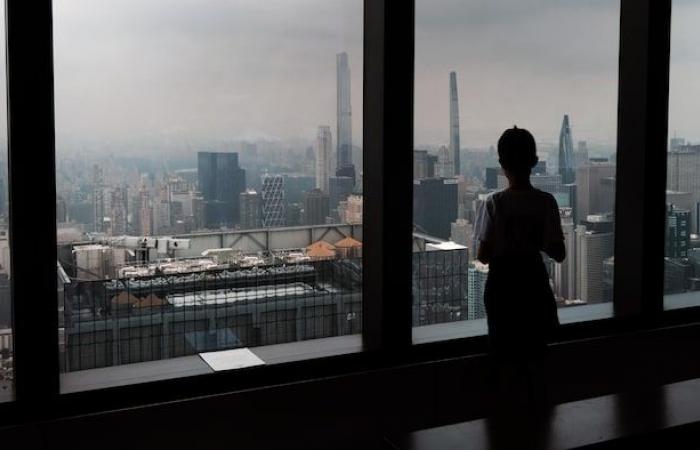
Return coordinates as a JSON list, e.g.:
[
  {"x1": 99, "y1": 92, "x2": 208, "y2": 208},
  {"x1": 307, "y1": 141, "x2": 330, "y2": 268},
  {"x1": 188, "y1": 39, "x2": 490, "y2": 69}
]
[{"x1": 0, "y1": 1, "x2": 697, "y2": 152}]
